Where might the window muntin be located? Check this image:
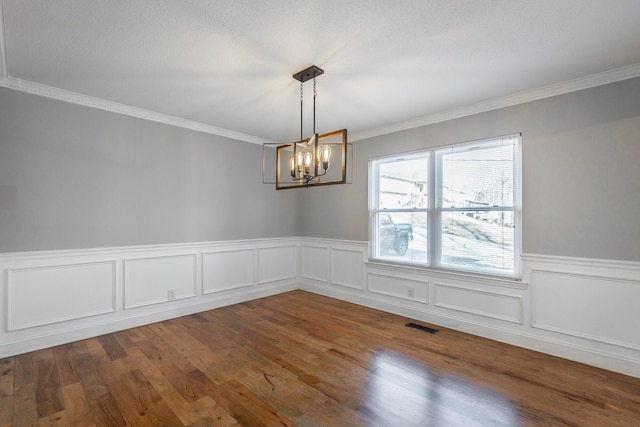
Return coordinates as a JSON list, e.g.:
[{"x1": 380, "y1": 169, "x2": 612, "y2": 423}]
[{"x1": 369, "y1": 135, "x2": 521, "y2": 277}]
